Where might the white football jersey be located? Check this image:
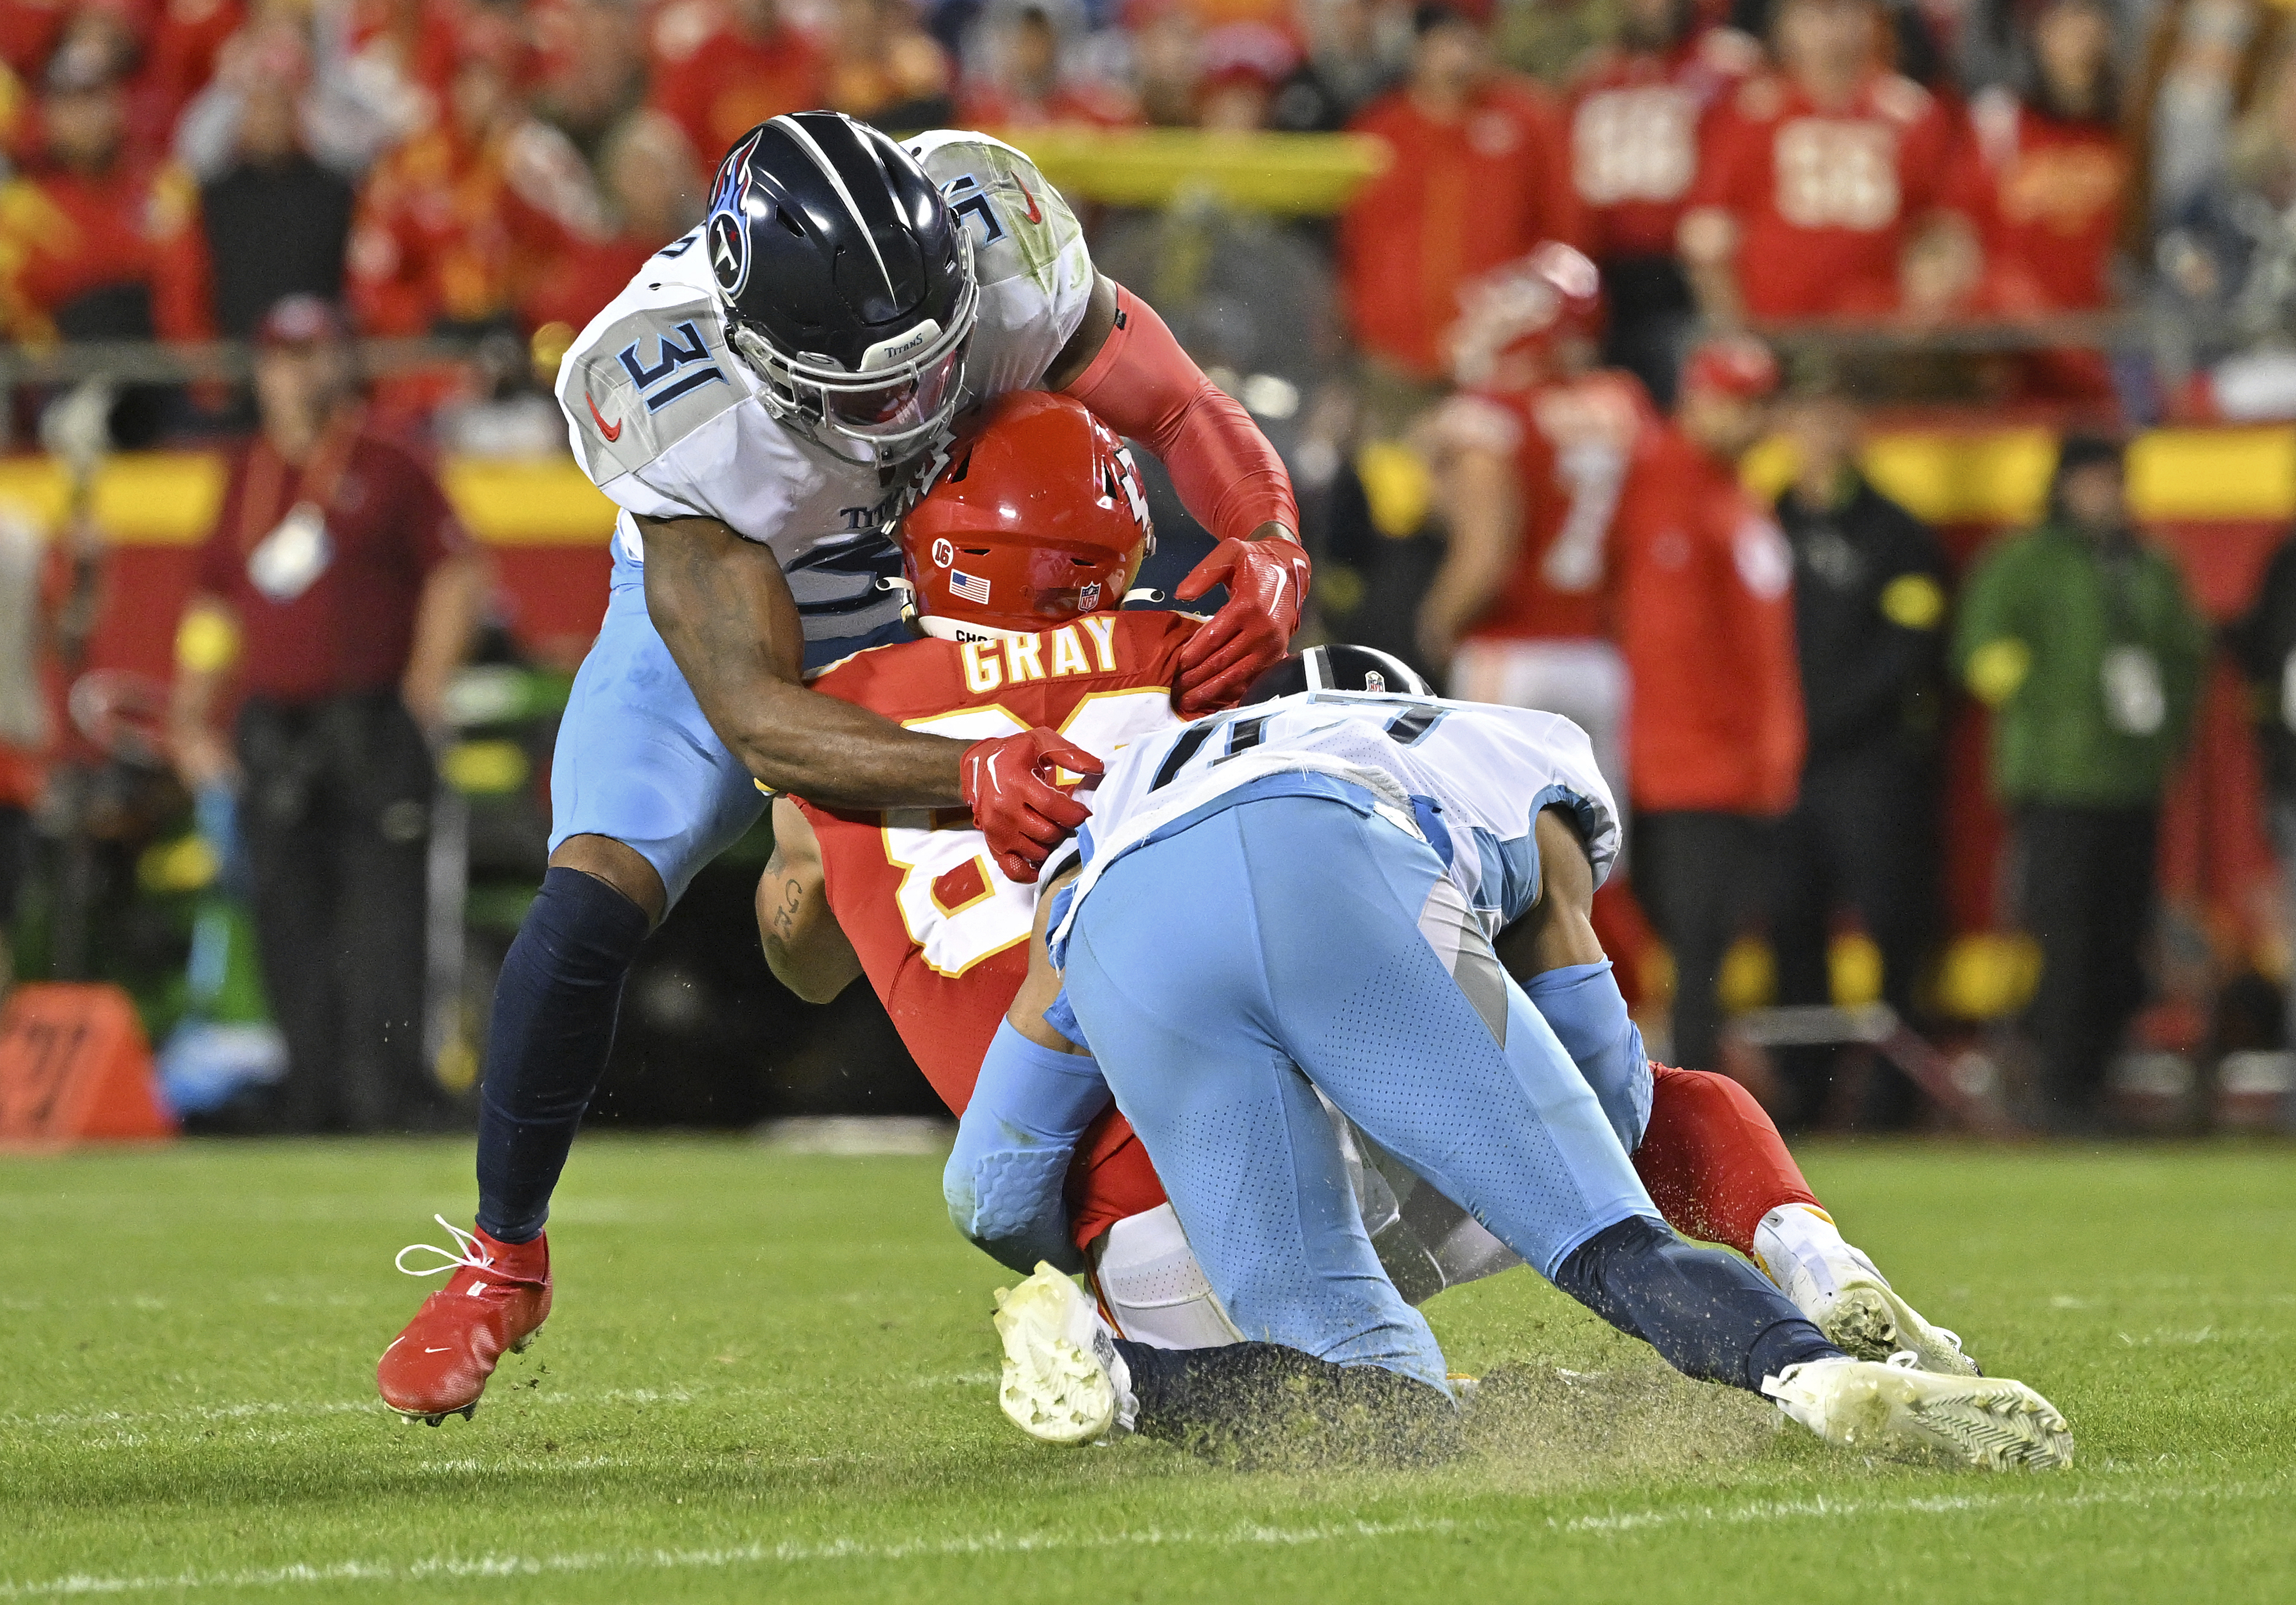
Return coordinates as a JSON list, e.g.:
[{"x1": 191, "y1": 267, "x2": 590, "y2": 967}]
[
  {"x1": 1048, "y1": 691, "x2": 1620, "y2": 961},
  {"x1": 555, "y1": 130, "x2": 1098, "y2": 642}
]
